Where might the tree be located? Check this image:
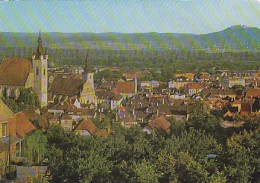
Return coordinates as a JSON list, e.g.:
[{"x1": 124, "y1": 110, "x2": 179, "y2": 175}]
[
  {"x1": 24, "y1": 130, "x2": 47, "y2": 164},
  {"x1": 17, "y1": 88, "x2": 39, "y2": 107},
  {"x1": 224, "y1": 129, "x2": 260, "y2": 182},
  {"x1": 133, "y1": 159, "x2": 161, "y2": 183}
]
